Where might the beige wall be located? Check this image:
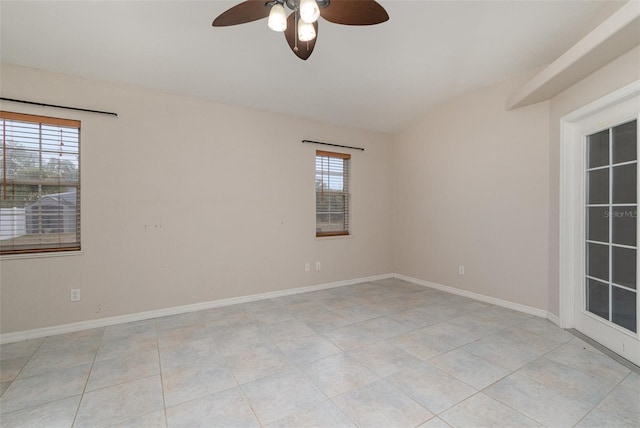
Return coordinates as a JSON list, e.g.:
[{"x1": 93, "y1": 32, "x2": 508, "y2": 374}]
[
  {"x1": 546, "y1": 45, "x2": 640, "y2": 316},
  {"x1": 0, "y1": 64, "x2": 393, "y2": 334},
  {"x1": 391, "y1": 46, "x2": 640, "y2": 315},
  {"x1": 392, "y1": 76, "x2": 551, "y2": 310}
]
